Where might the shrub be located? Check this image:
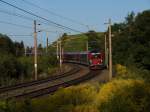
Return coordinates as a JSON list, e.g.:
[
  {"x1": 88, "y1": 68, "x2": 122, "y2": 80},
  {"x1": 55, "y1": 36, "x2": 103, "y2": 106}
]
[
  {"x1": 71, "y1": 105, "x2": 99, "y2": 112},
  {"x1": 18, "y1": 57, "x2": 33, "y2": 78},
  {"x1": 96, "y1": 79, "x2": 150, "y2": 112},
  {"x1": 38, "y1": 56, "x2": 58, "y2": 74},
  {"x1": 32, "y1": 84, "x2": 97, "y2": 112},
  {"x1": 115, "y1": 64, "x2": 127, "y2": 77},
  {"x1": 115, "y1": 64, "x2": 150, "y2": 82},
  {"x1": 18, "y1": 56, "x2": 58, "y2": 79},
  {"x1": 0, "y1": 101, "x2": 6, "y2": 112},
  {"x1": 0, "y1": 54, "x2": 24, "y2": 86}
]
